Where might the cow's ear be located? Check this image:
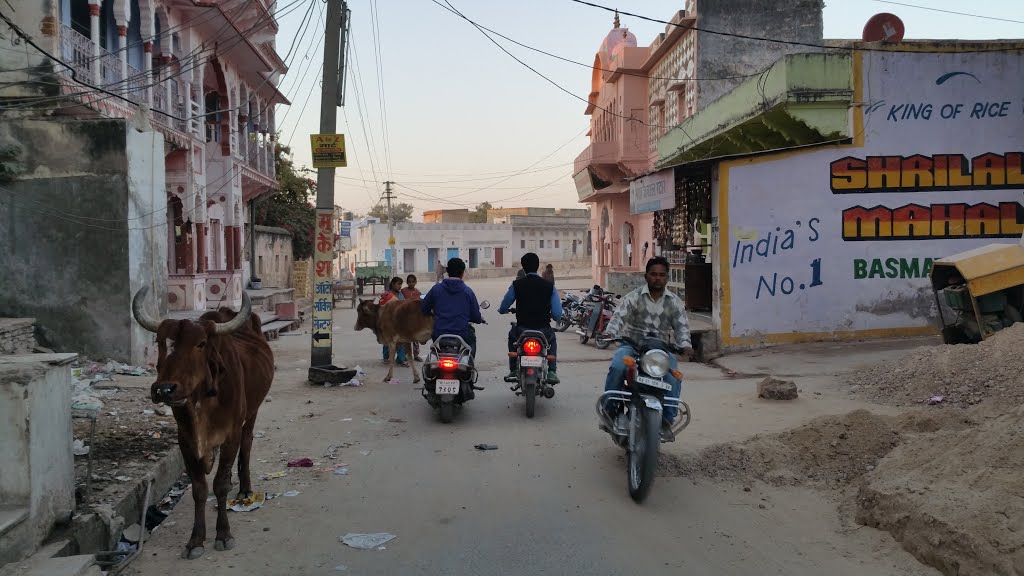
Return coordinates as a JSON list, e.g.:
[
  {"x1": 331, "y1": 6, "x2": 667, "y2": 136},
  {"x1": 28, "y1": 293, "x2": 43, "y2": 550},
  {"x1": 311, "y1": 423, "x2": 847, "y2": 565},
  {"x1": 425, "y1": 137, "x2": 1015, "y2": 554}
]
[{"x1": 205, "y1": 348, "x2": 225, "y2": 397}]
